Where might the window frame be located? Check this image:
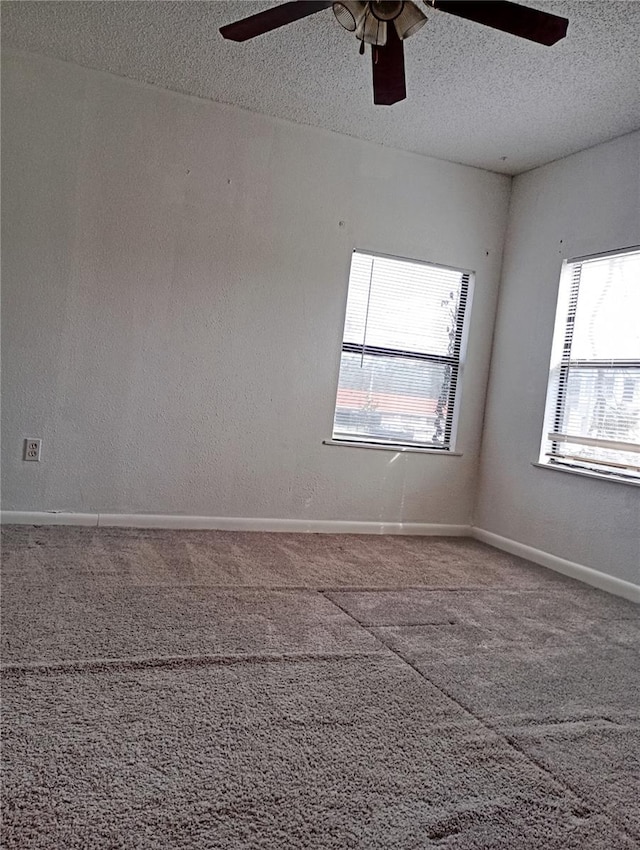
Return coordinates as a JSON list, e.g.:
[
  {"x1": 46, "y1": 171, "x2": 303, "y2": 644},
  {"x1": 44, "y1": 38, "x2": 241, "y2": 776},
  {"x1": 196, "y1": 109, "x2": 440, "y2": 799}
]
[
  {"x1": 328, "y1": 249, "x2": 473, "y2": 453},
  {"x1": 539, "y1": 245, "x2": 640, "y2": 485}
]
